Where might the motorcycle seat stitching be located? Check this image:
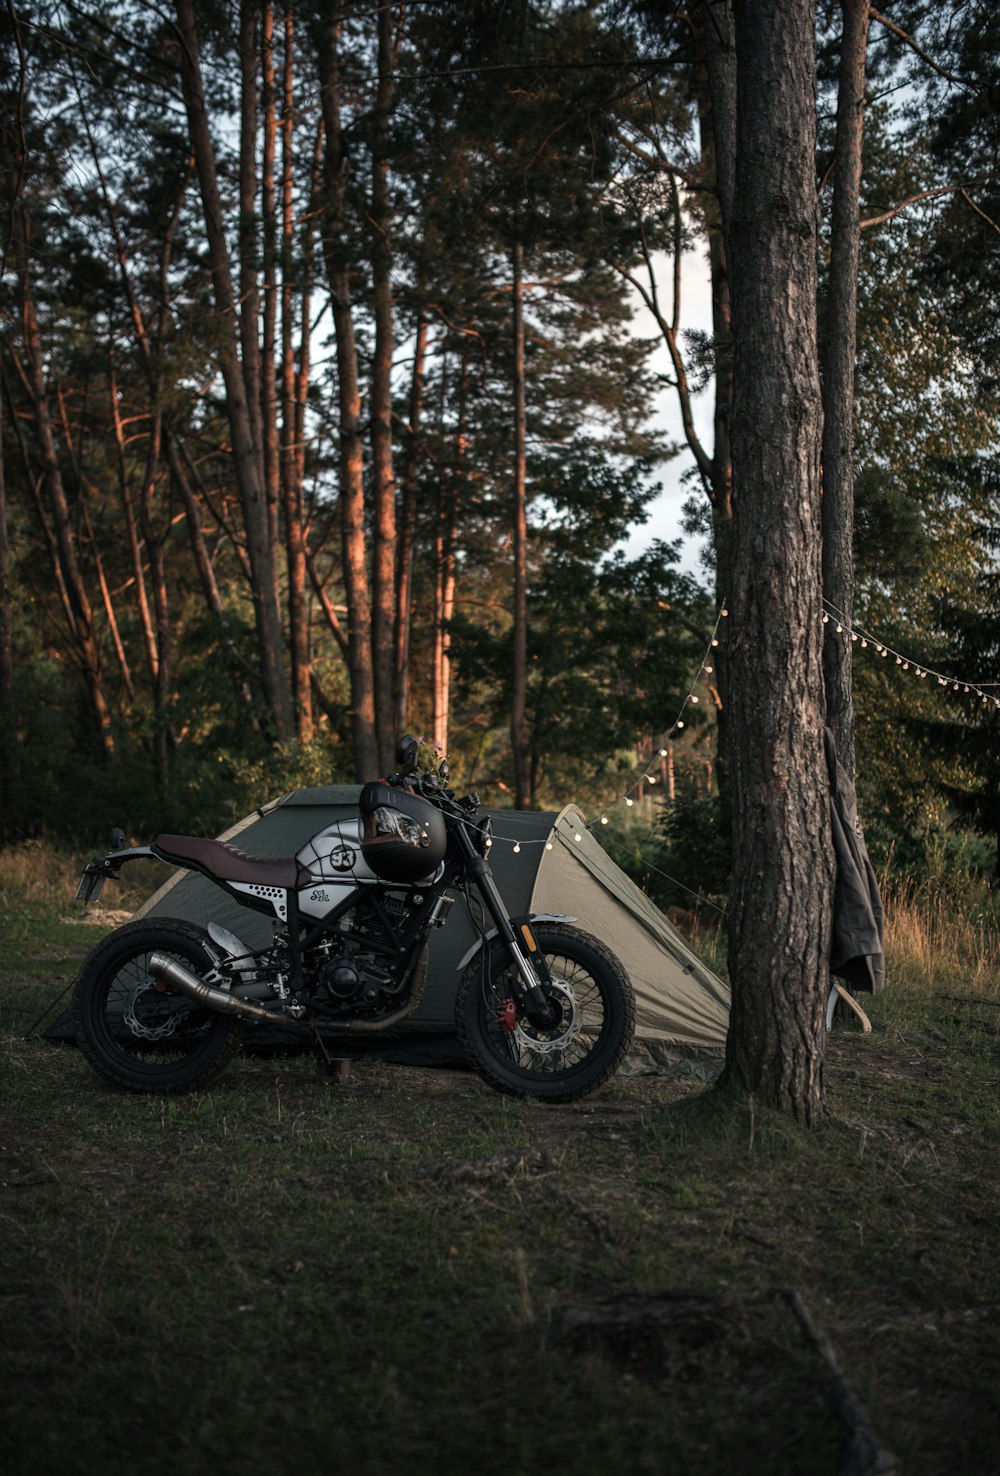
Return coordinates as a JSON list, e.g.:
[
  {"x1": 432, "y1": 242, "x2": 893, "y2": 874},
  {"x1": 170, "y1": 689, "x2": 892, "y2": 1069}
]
[{"x1": 154, "y1": 834, "x2": 311, "y2": 890}]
